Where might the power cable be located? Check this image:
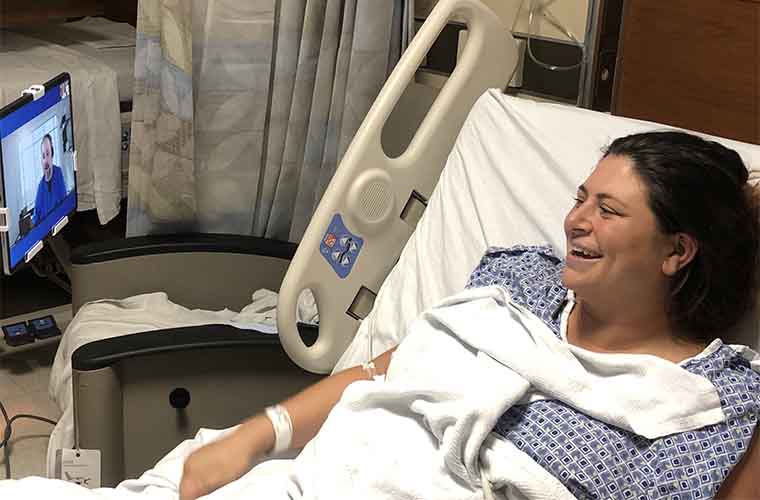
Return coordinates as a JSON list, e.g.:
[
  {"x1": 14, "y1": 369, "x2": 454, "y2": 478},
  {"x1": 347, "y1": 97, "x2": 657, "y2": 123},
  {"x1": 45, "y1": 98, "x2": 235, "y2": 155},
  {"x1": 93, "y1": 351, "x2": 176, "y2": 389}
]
[{"x1": 0, "y1": 399, "x2": 57, "y2": 479}]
